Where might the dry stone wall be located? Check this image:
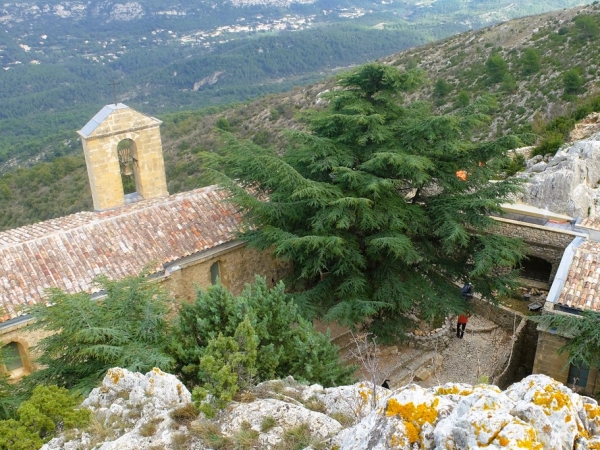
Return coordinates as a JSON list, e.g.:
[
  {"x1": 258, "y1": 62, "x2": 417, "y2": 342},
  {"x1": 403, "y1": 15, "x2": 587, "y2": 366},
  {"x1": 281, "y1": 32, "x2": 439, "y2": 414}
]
[{"x1": 492, "y1": 220, "x2": 576, "y2": 249}]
